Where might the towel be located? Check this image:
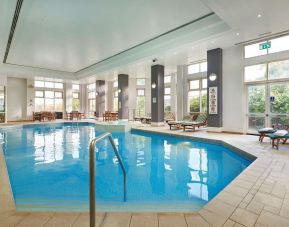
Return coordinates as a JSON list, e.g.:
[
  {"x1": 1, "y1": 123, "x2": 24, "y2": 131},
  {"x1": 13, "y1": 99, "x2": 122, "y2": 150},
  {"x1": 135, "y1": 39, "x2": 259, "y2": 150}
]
[
  {"x1": 262, "y1": 127, "x2": 274, "y2": 131},
  {"x1": 274, "y1": 130, "x2": 288, "y2": 136}
]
